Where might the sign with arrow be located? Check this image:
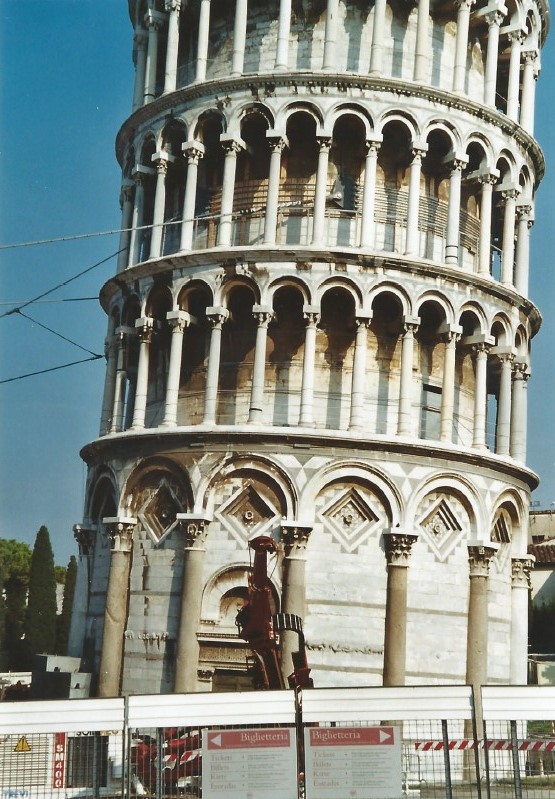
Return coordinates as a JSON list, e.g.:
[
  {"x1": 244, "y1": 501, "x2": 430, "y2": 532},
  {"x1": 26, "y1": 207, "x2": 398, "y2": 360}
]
[
  {"x1": 203, "y1": 728, "x2": 298, "y2": 799},
  {"x1": 304, "y1": 726, "x2": 402, "y2": 799}
]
